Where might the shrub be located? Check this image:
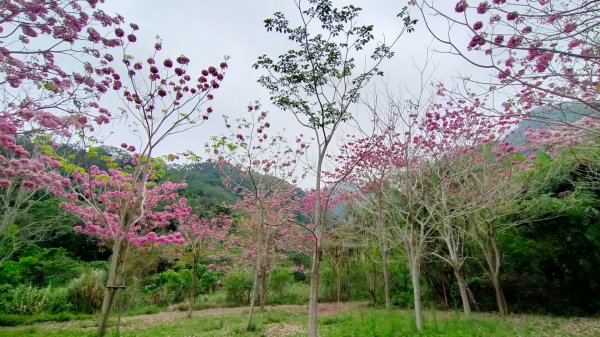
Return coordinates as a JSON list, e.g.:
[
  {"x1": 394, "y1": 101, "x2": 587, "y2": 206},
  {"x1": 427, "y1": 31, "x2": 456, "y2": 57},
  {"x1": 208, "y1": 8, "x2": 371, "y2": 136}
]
[
  {"x1": 66, "y1": 269, "x2": 106, "y2": 313},
  {"x1": 269, "y1": 267, "x2": 294, "y2": 297},
  {"x1": 0, "y1": 247, "x2": 81, "y2": 287},
  {"x1": 222, "y1": 272, "x2": 252, "y2": 305},
  {"x1": 145, "y1": 269, "x2": 190, "y2": 306},
  {"x1": 45, "y1": 286, "x2": 73, "y2": 313},
  {"x1": 3, "y1": 285, "x2": 50, "y2": 314}
]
